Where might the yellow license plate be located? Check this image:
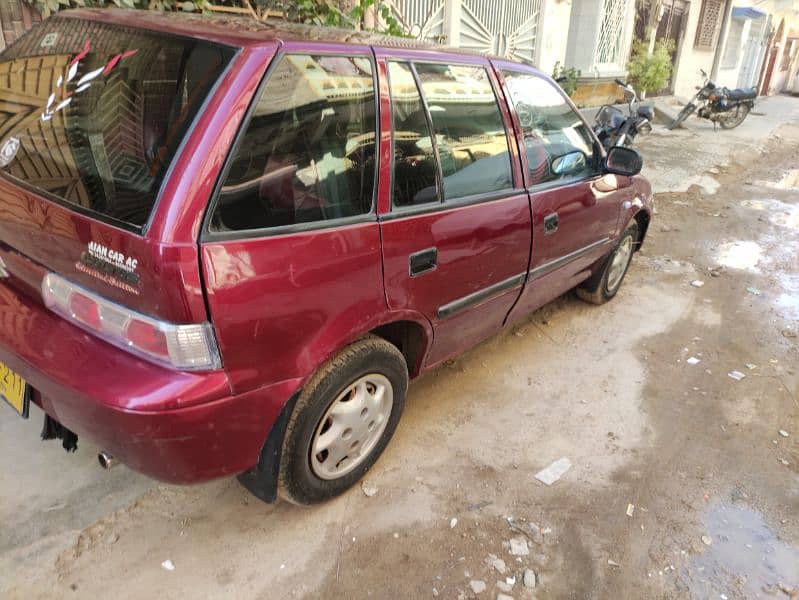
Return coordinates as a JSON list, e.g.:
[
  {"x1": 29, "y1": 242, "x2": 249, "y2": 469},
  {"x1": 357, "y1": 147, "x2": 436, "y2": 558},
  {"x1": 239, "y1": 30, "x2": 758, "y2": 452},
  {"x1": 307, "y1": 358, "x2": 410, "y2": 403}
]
[{"x1": 0, "y1": 361, "x2": 29, "y2": 418}]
